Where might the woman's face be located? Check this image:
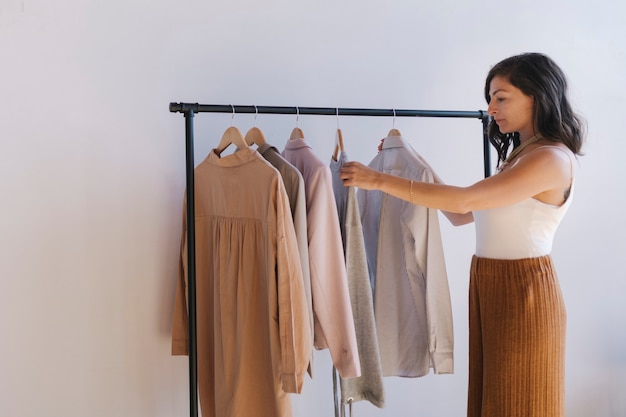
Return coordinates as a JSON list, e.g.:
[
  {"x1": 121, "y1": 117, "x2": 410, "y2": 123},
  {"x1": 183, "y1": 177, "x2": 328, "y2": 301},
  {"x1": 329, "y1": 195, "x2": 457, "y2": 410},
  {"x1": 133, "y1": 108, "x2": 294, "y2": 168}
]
[{"x1": 487, "y1": 75, "x2": 536, "y2": 140}]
